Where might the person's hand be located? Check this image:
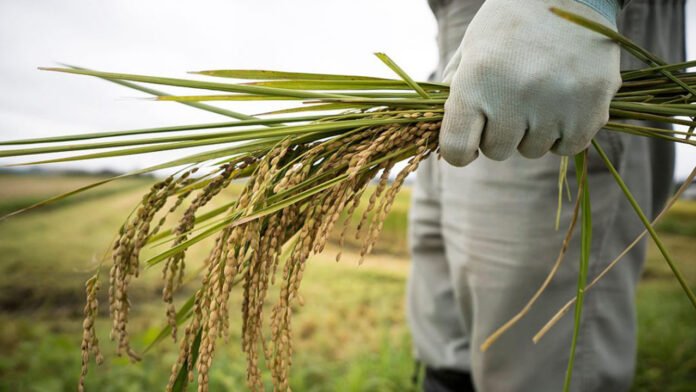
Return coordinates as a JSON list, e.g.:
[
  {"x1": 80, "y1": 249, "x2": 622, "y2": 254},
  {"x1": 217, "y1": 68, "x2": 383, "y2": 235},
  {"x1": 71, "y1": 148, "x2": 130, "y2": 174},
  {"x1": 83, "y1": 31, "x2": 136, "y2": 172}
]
[{"x1": 440, "y1": 0, "x2": 621, "y2": 167}]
